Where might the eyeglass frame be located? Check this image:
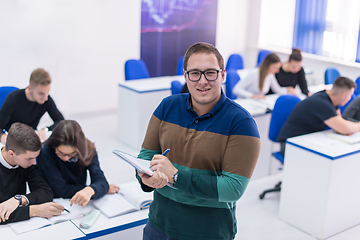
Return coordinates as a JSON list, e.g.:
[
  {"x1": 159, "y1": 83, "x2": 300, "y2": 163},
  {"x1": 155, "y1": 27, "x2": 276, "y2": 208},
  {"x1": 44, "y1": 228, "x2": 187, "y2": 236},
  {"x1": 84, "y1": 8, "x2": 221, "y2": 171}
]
[
  {"x1": 55, "y1": 148, "x2": 78, "y2": 159},
  {"x1": 184, "y1": 69, "x2": 223, "y2": 82}
]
